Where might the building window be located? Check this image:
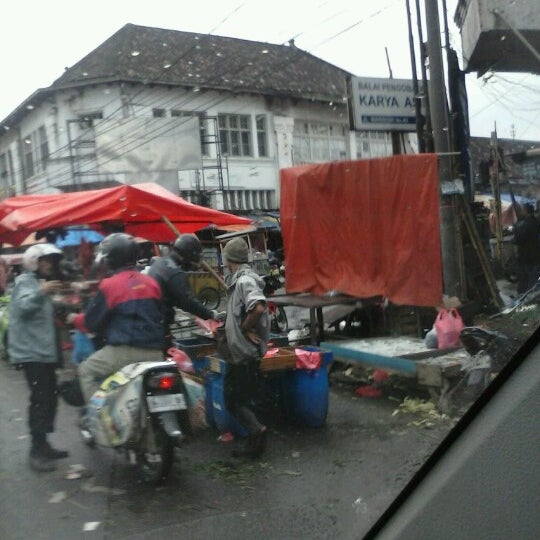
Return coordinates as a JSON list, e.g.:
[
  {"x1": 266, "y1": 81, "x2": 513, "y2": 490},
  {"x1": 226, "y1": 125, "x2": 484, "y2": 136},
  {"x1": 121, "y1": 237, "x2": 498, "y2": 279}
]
[
  {"x1": 22, "y1": 136, "x2": 34, "y2": 179},
  {"x1": 152, "y1": 108, "x2": 166, "y2": 118},
  {"x1": 355, "y1": 130, "x2": 392, "y2": 159},
  {"x1": 292, "y1": 121, "x2": 347, "y2": 164},
  {"x1": 21, "y1": 124, "x2": 52, "y2": 179},
  {"x1": 171, "y1": 110, "x2": 209, "y2": 156},
  {"x1": 256, "y1": 115, "x2": 268, "y2": 157},
  {"x1": 218, "y1": 114, "x2": 252, "y2": 157},
  {"x1": 0, "y1": 150, "x2": 14, "y2": 193},
  {"x1": 78, "y1": 112, "x2": 103, "y2": 129},
  {"x1": 38, "y1": 126, "x2": 49, "y2": 169}
]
